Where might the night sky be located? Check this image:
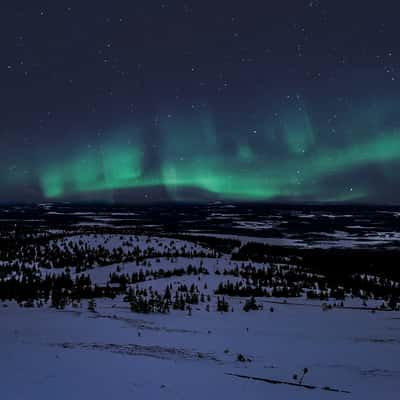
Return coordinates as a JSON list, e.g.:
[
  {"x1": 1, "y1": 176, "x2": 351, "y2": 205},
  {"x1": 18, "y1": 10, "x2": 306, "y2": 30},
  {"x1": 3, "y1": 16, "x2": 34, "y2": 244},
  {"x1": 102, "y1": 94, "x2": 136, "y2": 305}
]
[{"x1": 2, "y1": 1, "x2": 400, "y2": 203}]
